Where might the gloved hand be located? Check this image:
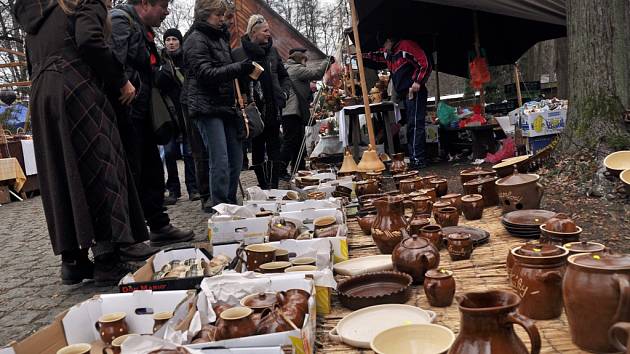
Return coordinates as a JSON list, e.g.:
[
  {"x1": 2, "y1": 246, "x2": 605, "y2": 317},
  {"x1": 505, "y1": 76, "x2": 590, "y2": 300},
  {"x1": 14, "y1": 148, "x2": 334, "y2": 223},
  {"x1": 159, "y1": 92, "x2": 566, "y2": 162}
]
[{"x1": 240, "y1": 60, "x2": 255, "y2": 75}]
